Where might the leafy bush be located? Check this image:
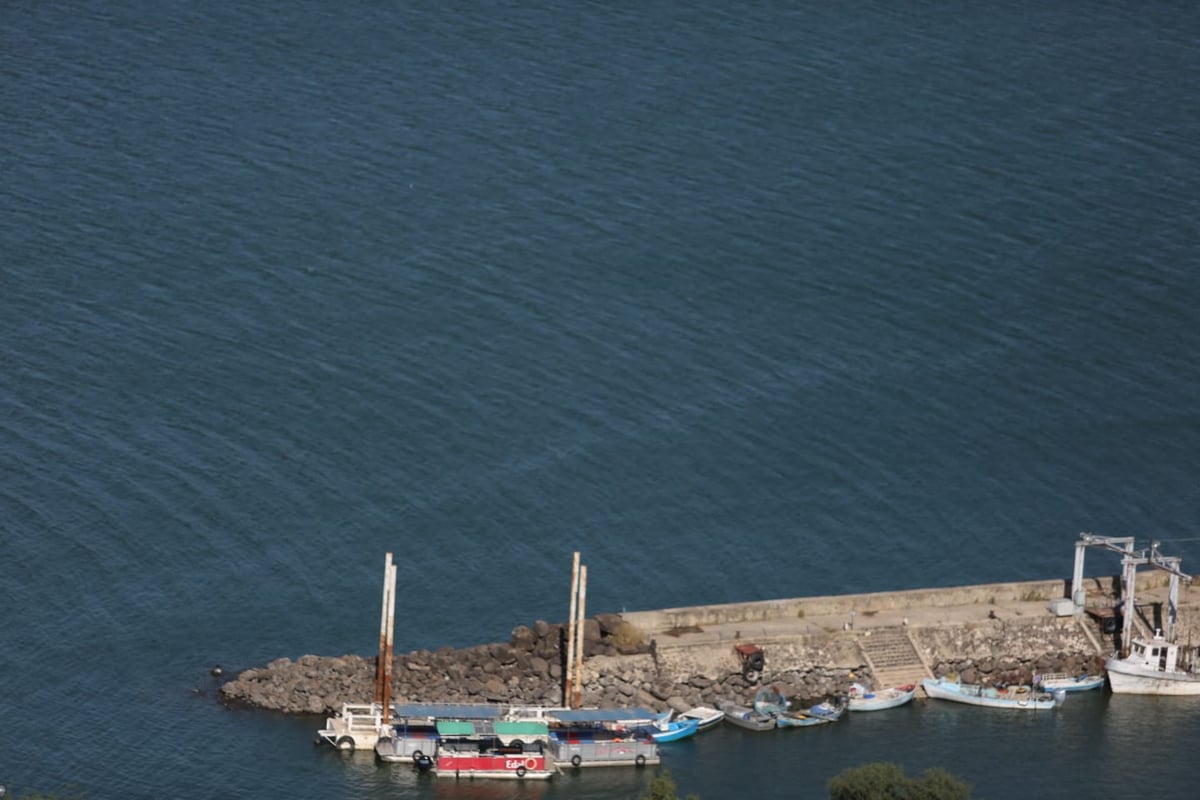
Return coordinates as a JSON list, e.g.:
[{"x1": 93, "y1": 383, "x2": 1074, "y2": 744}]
[
  {"x1": 828, "y1": 761, "x2": 971, "y2": 800},
  {"x1": 639, "y1": 768, "x2": 699, "y2": 800}
]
